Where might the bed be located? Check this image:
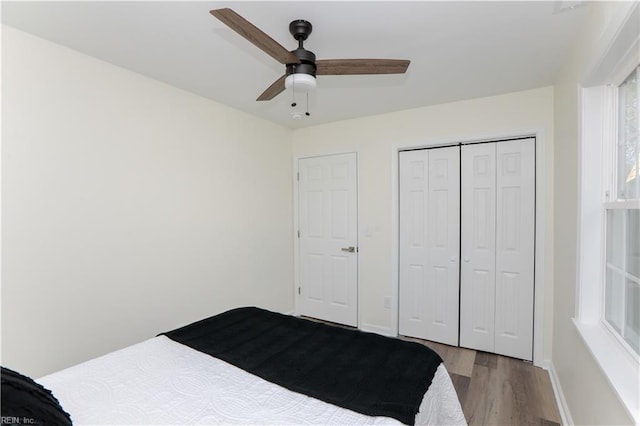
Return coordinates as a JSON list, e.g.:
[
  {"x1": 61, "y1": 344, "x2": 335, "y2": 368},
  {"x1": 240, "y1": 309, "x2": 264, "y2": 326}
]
[{"x1": 6, "y1": 307, "x2": 466, "y2": 425}]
